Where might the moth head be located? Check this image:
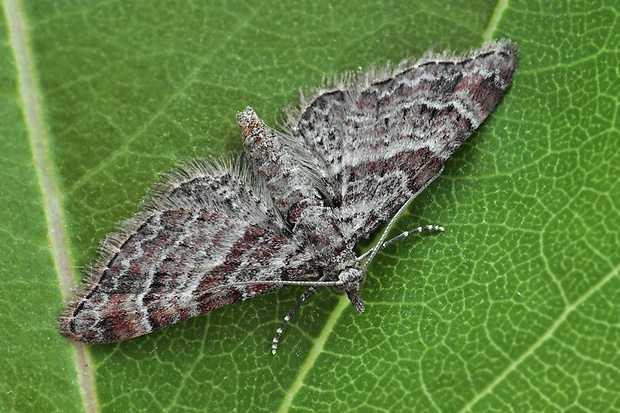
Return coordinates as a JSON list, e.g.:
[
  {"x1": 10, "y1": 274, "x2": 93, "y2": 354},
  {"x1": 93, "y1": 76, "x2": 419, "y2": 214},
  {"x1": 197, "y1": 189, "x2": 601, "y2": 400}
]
[{"x1": 332, "y1": 266, "x2": 366, "y2": 312}]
